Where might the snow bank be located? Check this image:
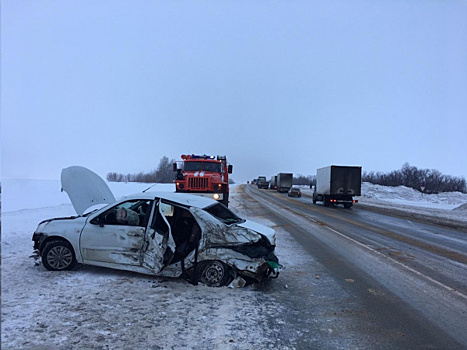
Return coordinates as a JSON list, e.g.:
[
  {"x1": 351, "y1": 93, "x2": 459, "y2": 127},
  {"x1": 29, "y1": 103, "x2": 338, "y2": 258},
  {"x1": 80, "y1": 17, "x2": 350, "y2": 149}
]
[{"x1": 360, "y1": 182, "x2": 467, "y2": 211}]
